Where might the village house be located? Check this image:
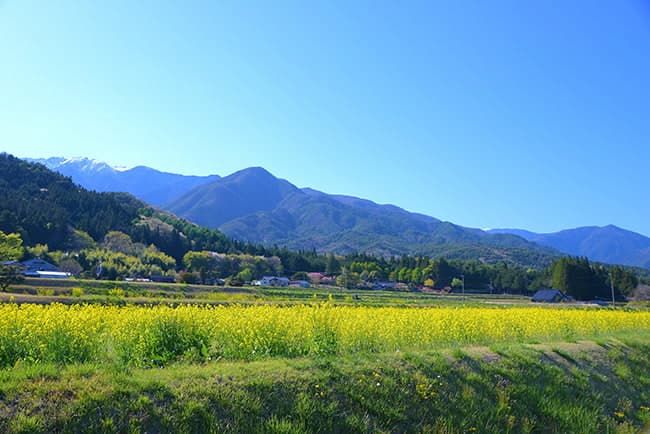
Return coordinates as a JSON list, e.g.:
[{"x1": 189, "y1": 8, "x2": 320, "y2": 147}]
[
  {"x1": 18, "y1": 258, "x2": 71, "y2": 279},
  {"x1": 531, "y1": 289, "x2": 572, "y2": 303},
  {"x1": 257, "y1": 276, "x2": 290, "y2": 287},
  {"x1": 372, "y1": 281, "x2": 397, "y2": 290},
  {"x1": 319, "y1": 275, "x2": 337, "y2": 285},
  {"x1": 307, "y1": 272, "x2": 325, "y2": 284},
  {"x1": 21, "y1": 258, "x2": 59, "y2": 274}
]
